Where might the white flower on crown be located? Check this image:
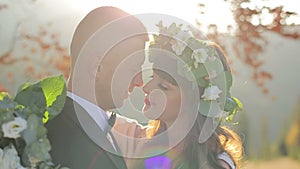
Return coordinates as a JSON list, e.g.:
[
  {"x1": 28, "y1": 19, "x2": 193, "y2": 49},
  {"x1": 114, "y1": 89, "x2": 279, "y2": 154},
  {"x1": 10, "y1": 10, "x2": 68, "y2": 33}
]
[
  {"x1": 191, "y1": 48, "x2": 209, "y2": 64},
  {"x1": 0, "y1": 146, "x2": 26, "y2": 169},
  {"x1": 170, "y1": 31, "x2": 191, "y2": 55},
  {"x1": 201, "y1": 85, "x2": 222, "y2": 100},
  {"x1": 2, "y1": 117, "x2": 27, "y2": 139},
  {"x1": 208, "y1": 54, "x2": 217, "y2": 62},
  {"x1": 205, "y1": 70, "x2": 218, "y2": 80}
]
